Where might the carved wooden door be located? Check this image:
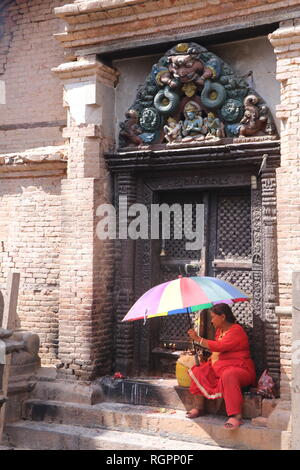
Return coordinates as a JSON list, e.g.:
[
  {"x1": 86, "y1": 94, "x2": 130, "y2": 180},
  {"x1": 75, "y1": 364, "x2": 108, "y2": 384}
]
[
  {"x1": 207, "y1": 188, "x2": 254, "y2": 343},
  {"x1": 150, "y1": 187, "x2": 254, "y2": 375},
  {"x1": 153, "y1": 191, "x2": 205, "y2": 352}
]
